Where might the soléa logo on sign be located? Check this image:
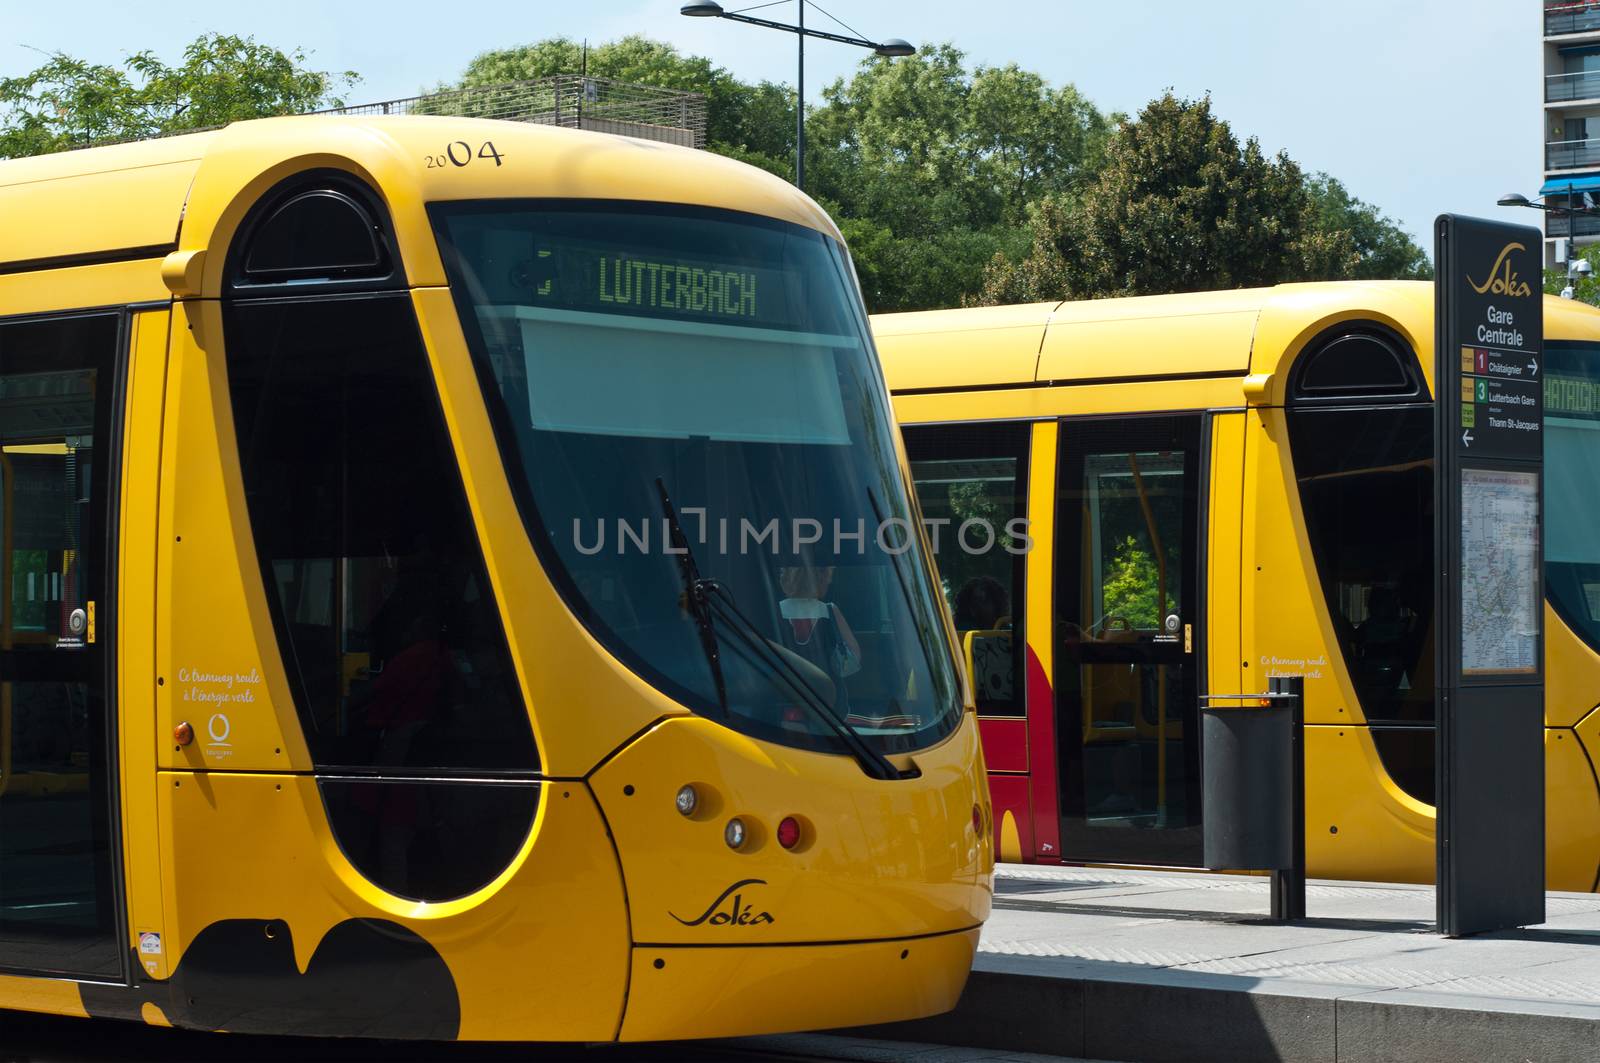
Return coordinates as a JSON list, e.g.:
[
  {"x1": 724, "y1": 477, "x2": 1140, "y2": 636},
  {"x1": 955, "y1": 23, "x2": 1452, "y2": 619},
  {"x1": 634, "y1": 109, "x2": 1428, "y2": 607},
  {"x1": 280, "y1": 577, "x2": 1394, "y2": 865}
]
[
  {"x1": 1466, "y1": 241, "x2": 1533, "y2": 299},
  {"x1": 1454, "y1": 235, "x2": 1541, "y2": 460}
]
